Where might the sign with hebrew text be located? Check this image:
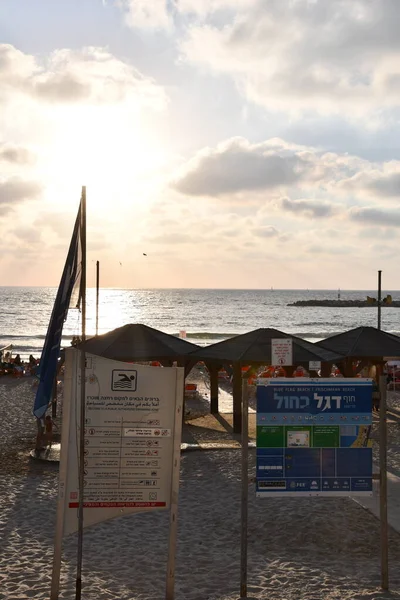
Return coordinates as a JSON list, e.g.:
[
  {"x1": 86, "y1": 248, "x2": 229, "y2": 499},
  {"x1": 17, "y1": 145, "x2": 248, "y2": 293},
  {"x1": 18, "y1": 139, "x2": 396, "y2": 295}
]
[{"x1": 256, "y1": 379, "x2": 373, "y2": 497}]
